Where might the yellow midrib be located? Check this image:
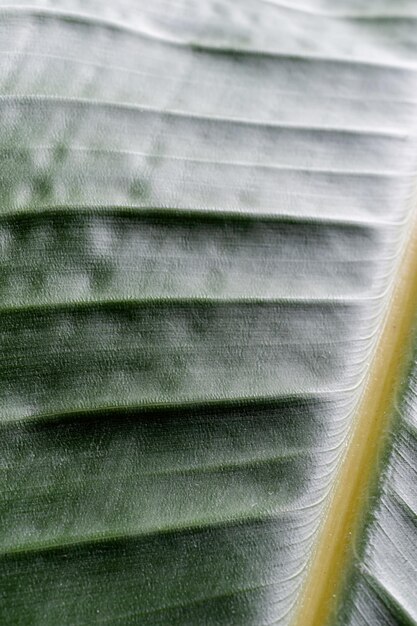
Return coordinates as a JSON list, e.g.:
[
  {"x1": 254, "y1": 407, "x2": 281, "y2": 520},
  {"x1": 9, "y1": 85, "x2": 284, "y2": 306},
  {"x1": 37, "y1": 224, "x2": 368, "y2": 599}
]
[{"x1": 293, "y1": 211, "x2": 417, "y2": 626}]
